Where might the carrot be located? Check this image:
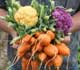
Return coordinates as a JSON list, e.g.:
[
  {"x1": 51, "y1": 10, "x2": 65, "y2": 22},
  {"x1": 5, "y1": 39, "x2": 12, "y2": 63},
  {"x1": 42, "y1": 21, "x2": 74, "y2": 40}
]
[
  {"x1": 15, "y1": 39, "x2": 22, "y2": 45},
  {"x1": 44, "y1": 44, "x2": 58, "y2": 57},
  {"x1": 36, "y1": 42, "x2": 43, "y2": 52},
  {"x1": 25, "y1": 52, "x2": 32, "y2": 59},
  {"x1": 38, "y1": 52, "x2": 47, "y2": 61},
  {"x1": 22, "y1": 57, "x2": 29, "y2": 70},
  {"x1": 17, "y1": 43, "x2": 31, "y2": 57},
  {"x1": 12, "y1": 43, "x2": 31, "y2": 65},
  {"x1": 34, "y1": 32, "x2": 42, "y2": 38},
  {"x1": 44, "y1": 51, "x2": 57, "y2": 70},
  {"x1": 31, "y1": 60, "x2": 39, "y2": 70},
  {"x1": 32, "y1": 42, "x2": 43, "y2": 52},
  {"x1": 27, "y1": 39, "x2": 38, "y2": 70},
  {"x1": 46, "y1": 30, "x2": 55, "y2": 40},
  {"x1": 56, "y1": 43, "x2": 70, "y2": 56},
  {"x1": 29, "y1": 37, "x2": 36, "y2": 45},
  {"x1": 47, "y1": 60, "x2": 53, "y2": 66},
  {"x1": 38, "y1": 34, "x2": 51, "y2": 46},
  {"x1": 38, "y1": 52, "x2": 47, "y2": 70},
  {"x1": 44, "y1": 55, "x2": 62, "y2": 70},
  {"x1": 28, "y1": 34, "x2": 50, "y2": 70},
  {"x1": 52, "y1": 55, "x2": 63, "y2": 68},
  {"x1": 22, "y1": 34, "x2": 32, "y2": 43}
]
